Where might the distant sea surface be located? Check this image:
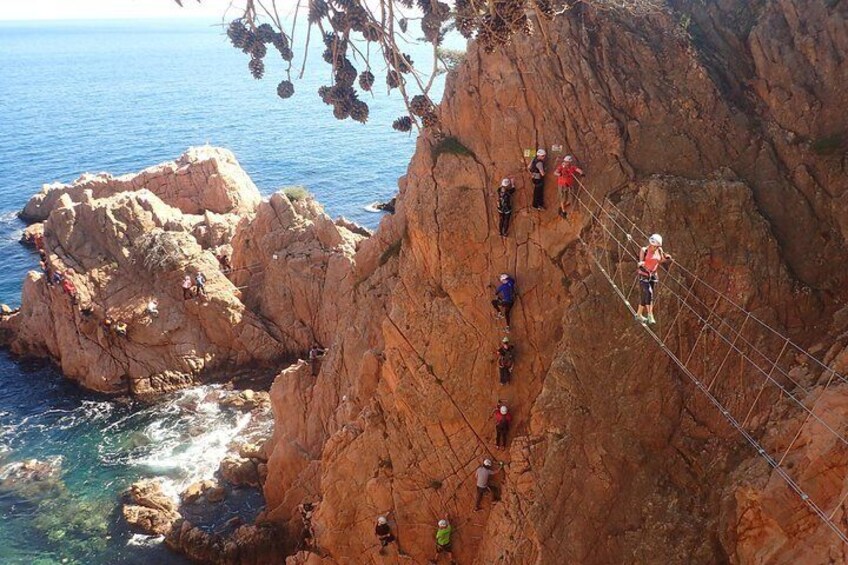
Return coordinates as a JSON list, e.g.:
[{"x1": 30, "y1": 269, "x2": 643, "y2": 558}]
[{"x1": 0, "y1": 19, "x2": 445, "y2": 563}]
